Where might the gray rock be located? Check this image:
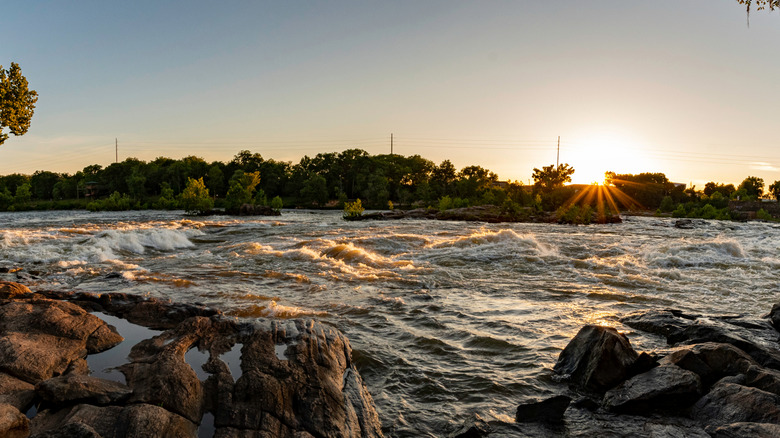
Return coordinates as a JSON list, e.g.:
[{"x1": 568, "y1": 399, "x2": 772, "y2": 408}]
[
  {"x1": 770, "y1": 302, "x2": 780, "y2": 332},
  {"x1": 553, "y1": 325, "x2": 639, "y2": 392},
  {"x1": 662, "y1": 342, "x2": 756, "y2": 386},
  {"x1": 448, "y1": 413, "x2": 491, "y2": 438},
  {"x1": 35, "y1": 375, "x2": 132, "y2": 406},
  {"x1": 603, "y1": 364, "x2": 702, "y2": 413},
  {"x1": 691, "y1": 382, "x2": 780, "y2": 427},
  {"x1": 29, "y1": 422, "x2": 102, "y2": 438}
]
